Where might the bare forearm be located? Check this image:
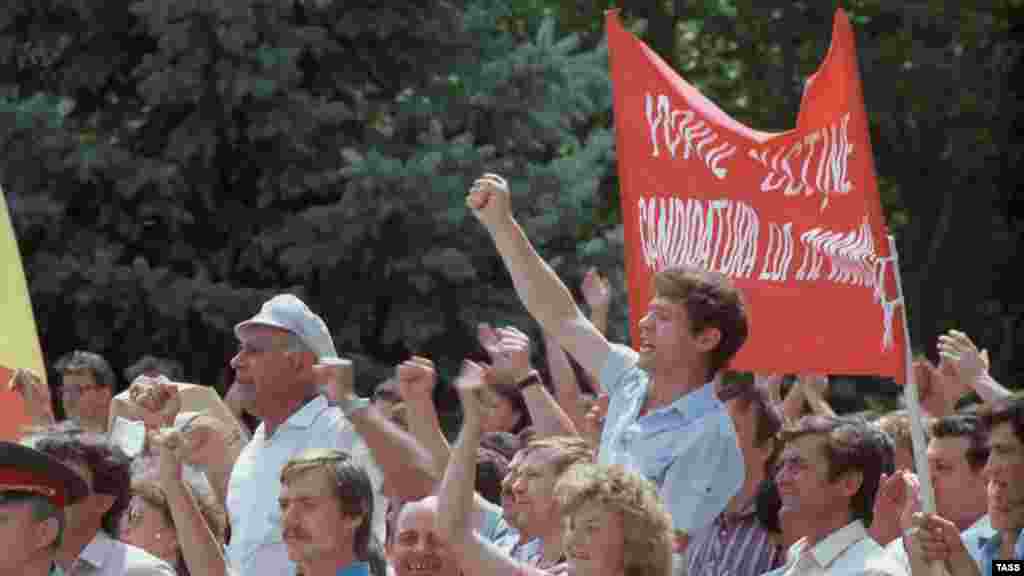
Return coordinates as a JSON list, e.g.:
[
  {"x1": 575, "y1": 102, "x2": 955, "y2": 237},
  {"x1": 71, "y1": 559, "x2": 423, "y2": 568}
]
[
  {"x1": 489, "y1": 216, "x2": 585, "y2": 341},
  {"x1": 971, "y1": 373, "x2": 1012, "y2": 405},
  {"x1": 165, "y1": 479, "x2": 229, "y2": 576},
  {"x1": 521, "y1": 377, "x2": 579, "y2": 439},
  {"x1": 543, "y1": 334, "x2": 588, "y2": 432},
  {"x1": 350, "y1": 403, "x2": 438, "y2": 500},
  {"x1": 589, "y1": 304, "x2": 609, "y2": 337},
  {"x1": 437, "y1": 412, "x2": 483, "y2": 542},
  {"x1": 404, "y1": 397, "x2": 452, "y2": 479},
  {"x1": 780, "y1": 382, "x2": 806, "y2": 424},
  {"x1": 801, "y1": 386, "x2": 836, "y2": 418}
]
